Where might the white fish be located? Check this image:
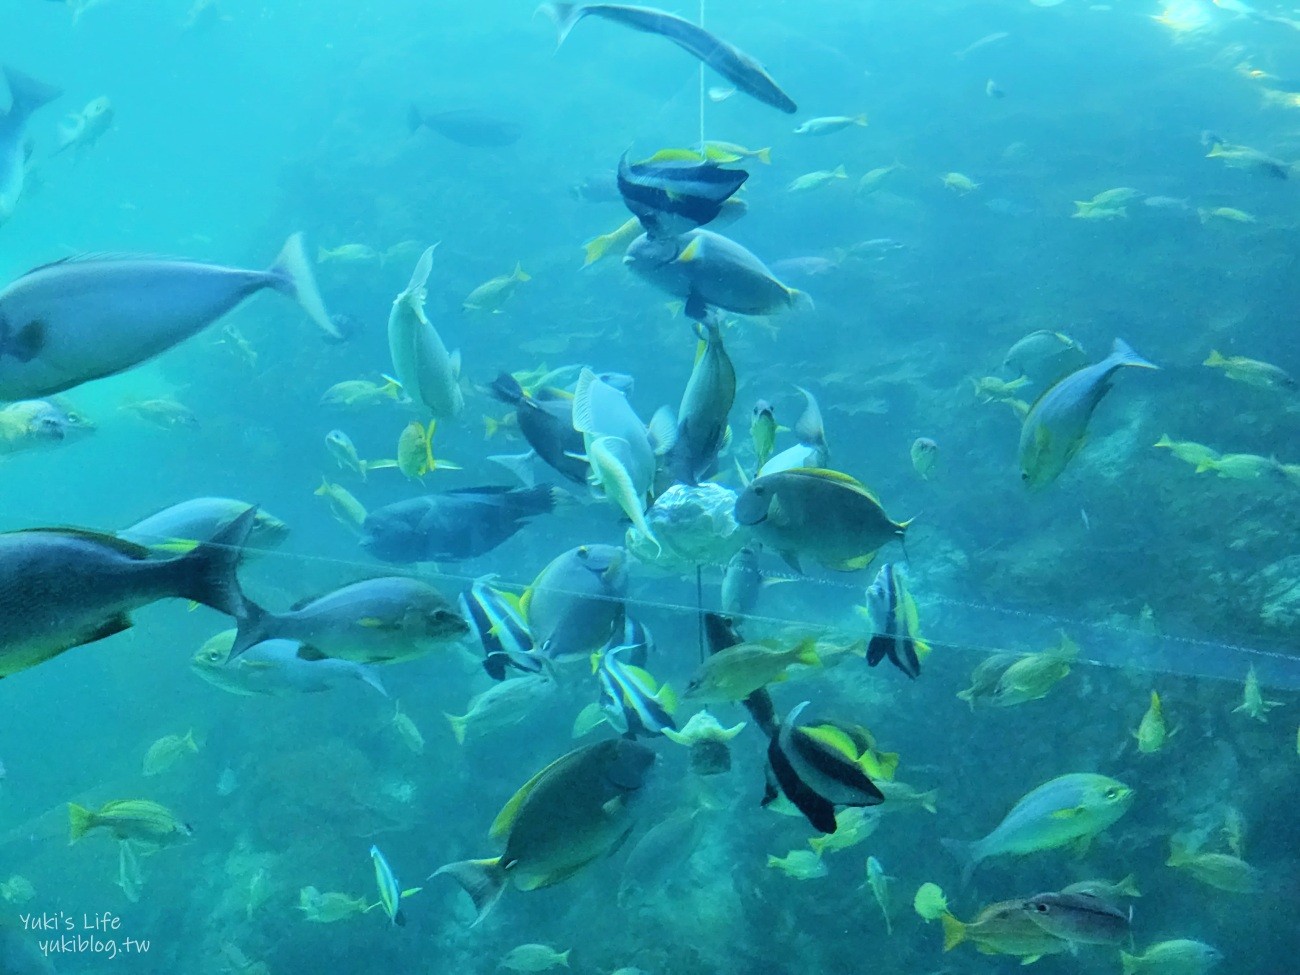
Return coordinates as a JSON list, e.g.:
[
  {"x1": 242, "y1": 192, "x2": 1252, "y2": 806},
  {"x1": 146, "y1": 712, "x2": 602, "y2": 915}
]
[{"x1": 386, "y1": 246, "x2": 464, "y2": 420}]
